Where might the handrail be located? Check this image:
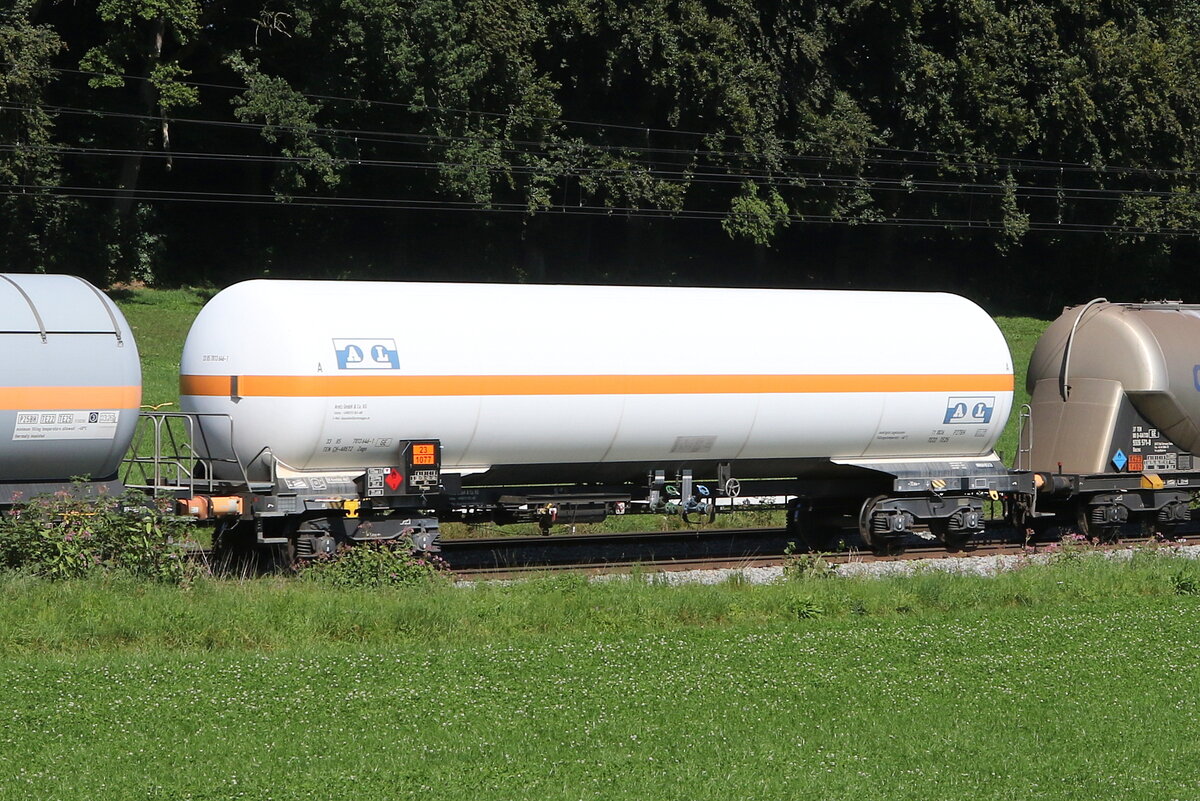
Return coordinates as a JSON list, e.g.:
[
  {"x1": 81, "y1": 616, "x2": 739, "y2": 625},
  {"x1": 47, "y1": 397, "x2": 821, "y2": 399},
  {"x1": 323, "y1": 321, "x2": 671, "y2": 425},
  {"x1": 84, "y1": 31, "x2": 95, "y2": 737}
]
[
  {"x1": 0, "y1": 275, "x2": 47, "y2": 343},
  {"x1": 121, "y1": 412, "x2": 255, "y2": 497},
  {"x1": 1059, "y1": 297, "x2": 1107, "y2": 401},
  {"x1": 69, "y1": 275, "x2": 124, "y2": 345},
  {"x1": 1015, "y1": 403, "x2": 1033, "y2": 473}
]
